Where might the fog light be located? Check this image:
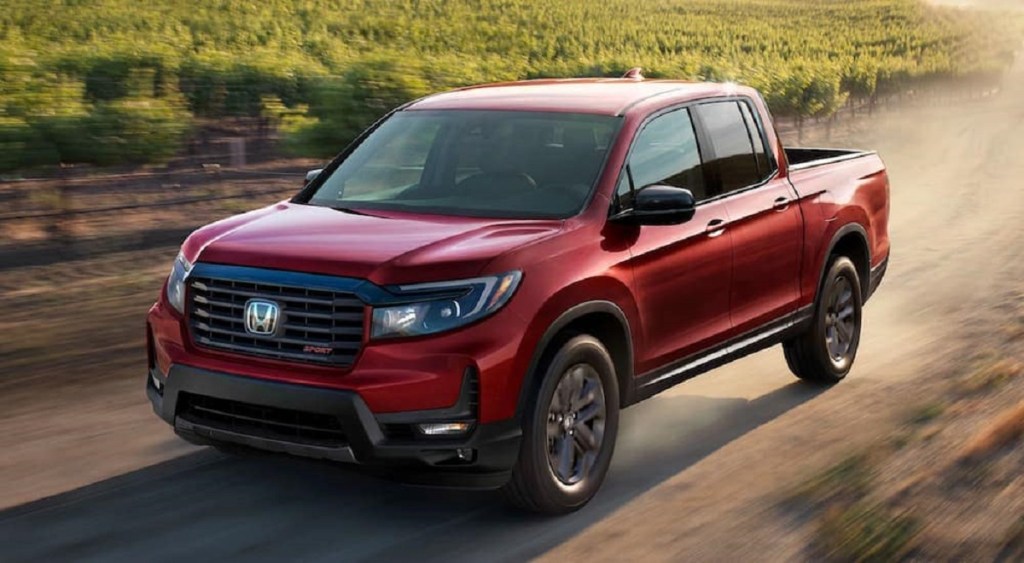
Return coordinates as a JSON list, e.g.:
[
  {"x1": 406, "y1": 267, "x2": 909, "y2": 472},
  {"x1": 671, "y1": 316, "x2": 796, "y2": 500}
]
[
  {"x1": 416, "y1": 422, "x2": 473, "y2": 436},
  {"x1": 456, "y1": 448, "x2": 475, "y2": 462}
]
